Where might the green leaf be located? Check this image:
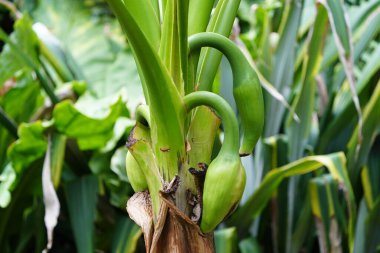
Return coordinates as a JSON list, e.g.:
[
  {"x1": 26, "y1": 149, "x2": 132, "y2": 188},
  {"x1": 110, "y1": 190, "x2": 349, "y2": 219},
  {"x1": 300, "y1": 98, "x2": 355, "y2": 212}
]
[
  {"x1": 318, "y1": 43, "x2": 380, "y2": 153},
  {"x1": 0, "y1": 15, "x2": 39, "y2": 86},
  {"x1": 309, "y1": 175, "x2": 347, "y2": 252},
  {"x1": 53, "y1": 97, "x2": 127, "y2": 150},
  {"x1": 197, "y1": 0, "x2": 241, "y2": 91},
  {"x1": 32, "y1": 0, "x2": 143, "y2": 105},
  {"x1": 0, "y1": 72, "x2": 43, "y2": 123},
  {"x1": 321, "y1": 0, "x2": 363, "y2": 147},
  {"x1": 123, "y1": 0, "x2": 161, "y2": 49},
  {"x1": 229, "y1": 152, "x2": 355, "y2": 243},
  {"x1": 7, "y1": 121, "x2": 47, "y2": 173},
  {"x1": 106, "y1": 0, "x2": 185, "y2": 180},
  {"x1": 111, "y1": 216, "x2": 142, "y2": 253},
  {"x1": 65, "y1": 175, "x2": 98, "y2": 253},
  {"x1": 215, "y1": 227, "x2": 238, "y2": 253},
  {"x1": 347, "y1": 80, "x2": 380, "y2": 183},
  {"x1": 364, "y1": 198, "x2": 380, "y2": 253},
  {"x1": 286, "y1": 4, "x2": 328, "y2": 161},
  {"x1": 239, "y1": 237, "x2": 262, "y2": 253},
  {"x1": 159, "y1": 0, "x2": 184, "y2": 92},
  {"x1": 264, "y1": 0, "x2": 302, "y2": 136}
]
